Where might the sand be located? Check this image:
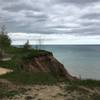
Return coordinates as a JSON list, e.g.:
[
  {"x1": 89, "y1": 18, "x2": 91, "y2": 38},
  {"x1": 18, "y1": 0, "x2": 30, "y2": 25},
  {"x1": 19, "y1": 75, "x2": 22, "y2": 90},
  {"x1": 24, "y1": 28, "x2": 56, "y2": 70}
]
[
  {"x1": 0, "y1": 67, "x2": 13, "y2": 75},
  {"x1": 8, "y1": 84, "x2": 65, "y2": 100}
]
